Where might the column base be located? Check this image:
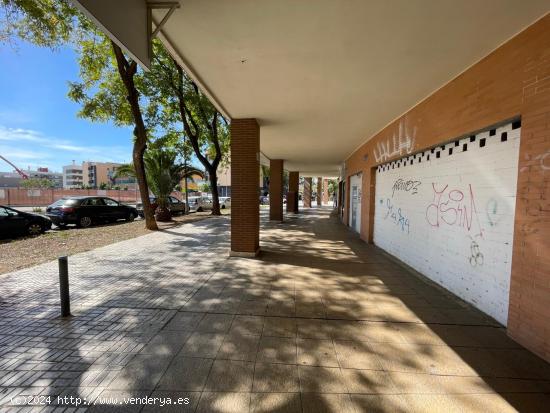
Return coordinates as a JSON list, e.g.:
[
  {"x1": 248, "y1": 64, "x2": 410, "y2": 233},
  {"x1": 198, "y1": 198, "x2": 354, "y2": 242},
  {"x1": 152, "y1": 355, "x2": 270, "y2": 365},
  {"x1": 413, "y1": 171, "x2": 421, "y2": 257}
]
[{"x1": 229, "y1": 247, "x2": 261, "y2": 258}]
